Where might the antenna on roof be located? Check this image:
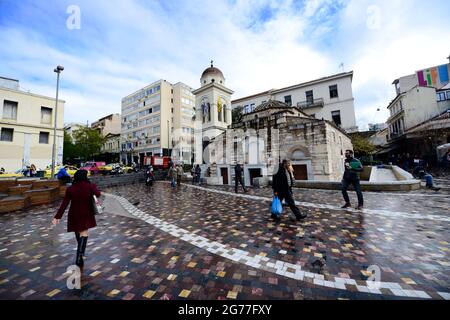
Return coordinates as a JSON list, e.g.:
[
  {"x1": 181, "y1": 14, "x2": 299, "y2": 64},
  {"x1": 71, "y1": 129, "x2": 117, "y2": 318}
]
[{"x1": 339, "y1": 62, "x2": 344, "y2": 73}]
